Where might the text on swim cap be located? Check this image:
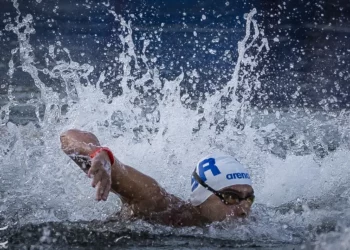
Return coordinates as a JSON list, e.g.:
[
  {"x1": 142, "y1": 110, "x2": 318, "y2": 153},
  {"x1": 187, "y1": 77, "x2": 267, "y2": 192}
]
[
  {"x1": 198, "y1": 158, "x2": 221, "y2": 181},
  {"x1": 191, "y1": 158, "x2": 221, "y2": 191},
  {"x1": 226, "y1": 173, "x2": 250, "y2": 180}
]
